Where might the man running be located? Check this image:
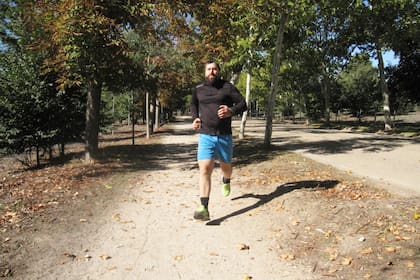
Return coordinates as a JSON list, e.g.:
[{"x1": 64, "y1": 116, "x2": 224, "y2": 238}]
[{"x1": 190, "y1": 61, "x2": 247, "y2": 221}]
